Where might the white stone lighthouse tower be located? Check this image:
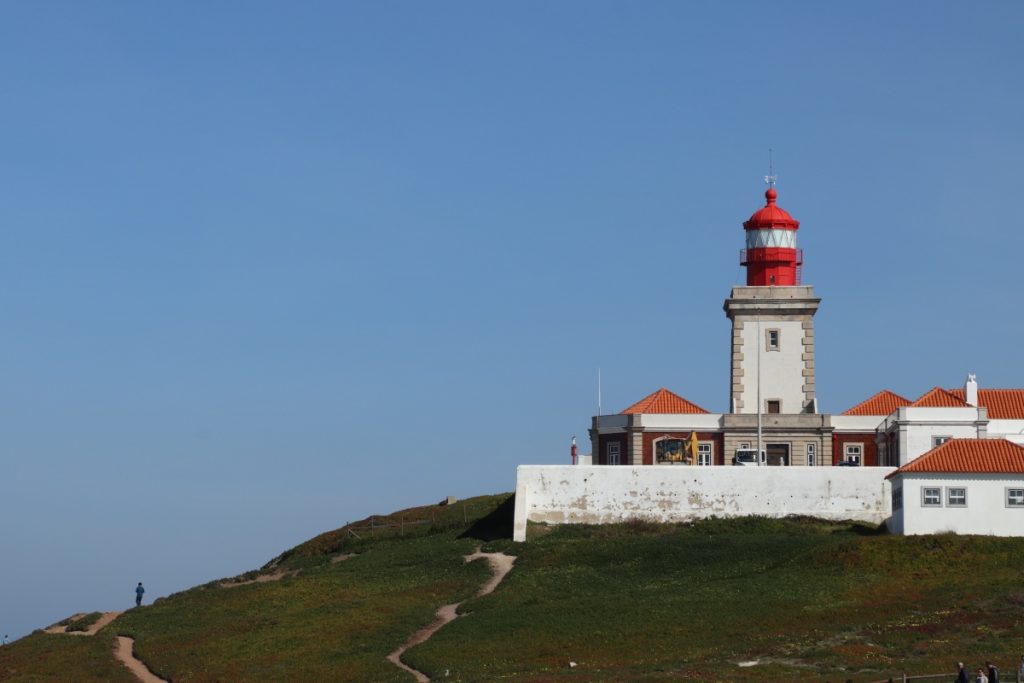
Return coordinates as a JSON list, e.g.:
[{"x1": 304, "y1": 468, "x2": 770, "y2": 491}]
[{"x1": 723, "y1": 184, "x2": 820, "y2": 415}]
